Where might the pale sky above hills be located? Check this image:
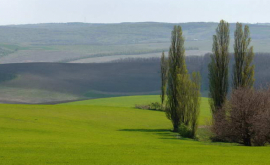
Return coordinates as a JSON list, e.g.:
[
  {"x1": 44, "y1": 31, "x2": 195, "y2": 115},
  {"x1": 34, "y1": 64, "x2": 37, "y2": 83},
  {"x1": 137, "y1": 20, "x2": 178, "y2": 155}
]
[{"x1": 0, "y1": 0, "x2": 269, "y2": 25}]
